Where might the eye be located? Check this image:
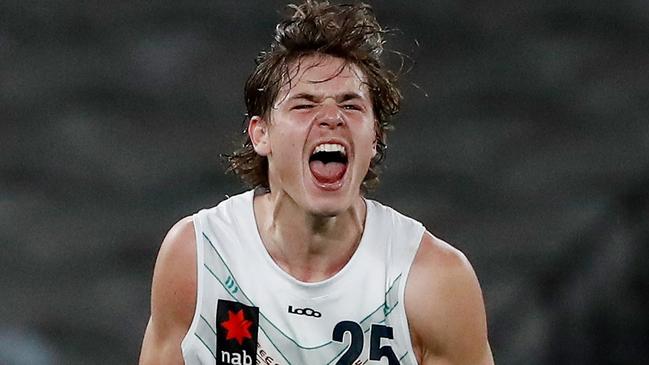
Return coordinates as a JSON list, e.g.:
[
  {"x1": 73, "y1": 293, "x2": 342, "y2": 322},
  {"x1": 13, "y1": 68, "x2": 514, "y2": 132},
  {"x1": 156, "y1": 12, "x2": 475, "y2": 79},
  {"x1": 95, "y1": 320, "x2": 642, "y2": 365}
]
[
  {"x1": 292, "y1": 104, "x2": 315, "y2": 110},
  {"x1": 342, "y1": 104, "x2": 362, "y2": 111}
]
